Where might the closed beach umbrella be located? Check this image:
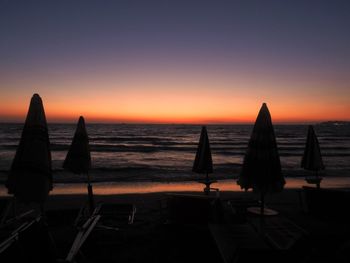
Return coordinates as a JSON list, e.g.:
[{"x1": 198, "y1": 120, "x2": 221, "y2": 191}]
[
  {"x1": 63, "y1": 116, "x2": 91, "y2": 174},
  {"x1": 238, "y1": 103, "x2": 285, "y2": 215},
  {"x1": 63, "y1": 116, "x2": 94, "y2": 212},
  {"x1": 301, "y1": 125, "x2": 324, "y2": 188},
  {"x1": 193, "y1": 126, "x2": 214, "y2": 194},
  {"x1": 6, "y1": 94, "x2": 52, "y2": 204},
  {"x1": 193, "y1": 126, "x2": 213, "y2": 176}
]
